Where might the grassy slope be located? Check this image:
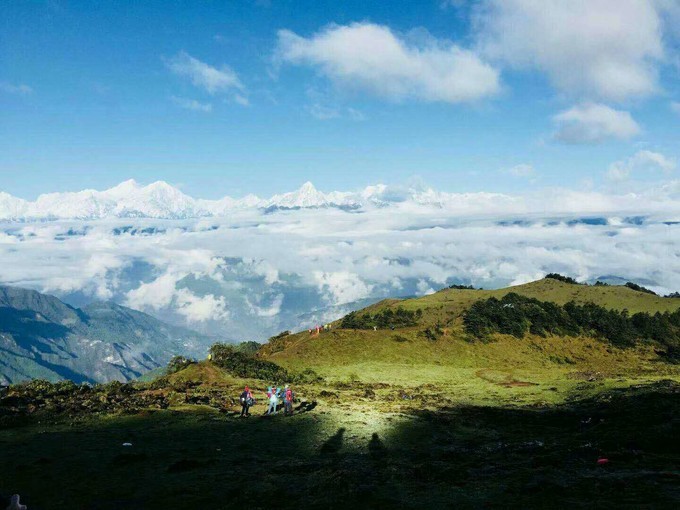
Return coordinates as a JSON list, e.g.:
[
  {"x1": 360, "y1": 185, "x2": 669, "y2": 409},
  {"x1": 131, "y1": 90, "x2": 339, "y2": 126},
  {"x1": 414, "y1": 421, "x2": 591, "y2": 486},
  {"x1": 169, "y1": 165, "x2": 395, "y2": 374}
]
[
  {"x1": 3, "y1": 278, "x2": 680, "y2": 509},
  {"x1": 261, "y1": 278, "x2": 680, "y2": 391},
  {"x1": 2, "y1": 373, "x2": 679, "y2": 509}
]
